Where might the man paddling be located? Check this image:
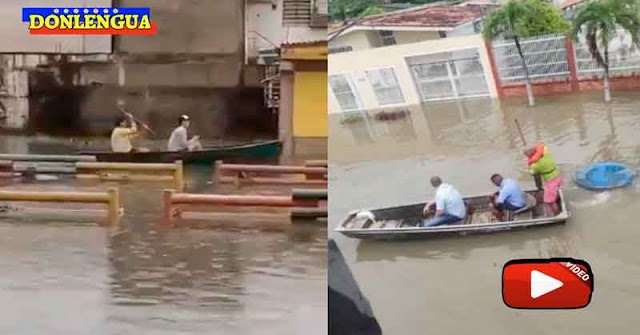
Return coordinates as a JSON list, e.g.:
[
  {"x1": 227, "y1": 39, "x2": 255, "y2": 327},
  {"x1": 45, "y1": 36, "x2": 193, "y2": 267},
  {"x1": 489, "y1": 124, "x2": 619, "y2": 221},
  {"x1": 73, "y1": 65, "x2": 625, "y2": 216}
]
[
  {"x1": 489, "y1": 173, "x2": 526, "y2": 221},
  {"x1": 168, "y1": 115, "x2": 202, "y2": 152},
  {"x1": 524, "y1": 144, "x2": 563, "y2": 215},
  {"x1": 421, "y1": 176, "x2": 466, "y2": 227},
  {"x1": 110, "y1": 114, "x2": 139, "y2": 153}
]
